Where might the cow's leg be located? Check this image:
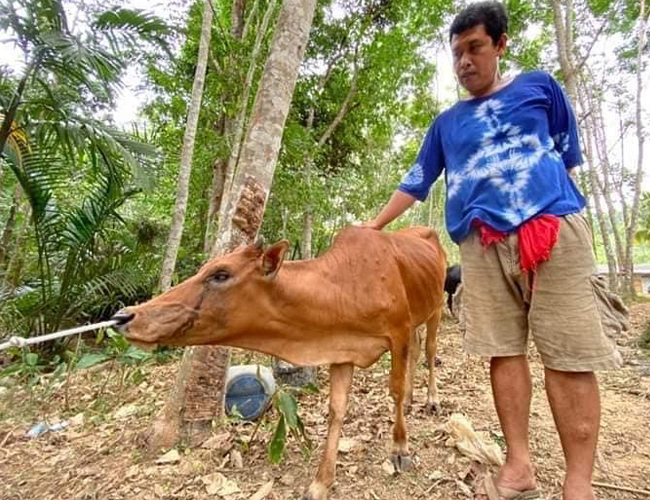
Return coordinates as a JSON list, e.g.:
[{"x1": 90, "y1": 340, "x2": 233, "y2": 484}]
[
  {"x1": 389, "y1": 338, "x2": 413, "y2": 472},
  {"x1": 303, "y1": 363, "x2": 354, "y2": 500},
  {"x1": 404, "y1": 327, "x2": 421, "y2": 414},
  {"x1": 424, "y1": 308, "x2": 443, "y2": 414}
]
